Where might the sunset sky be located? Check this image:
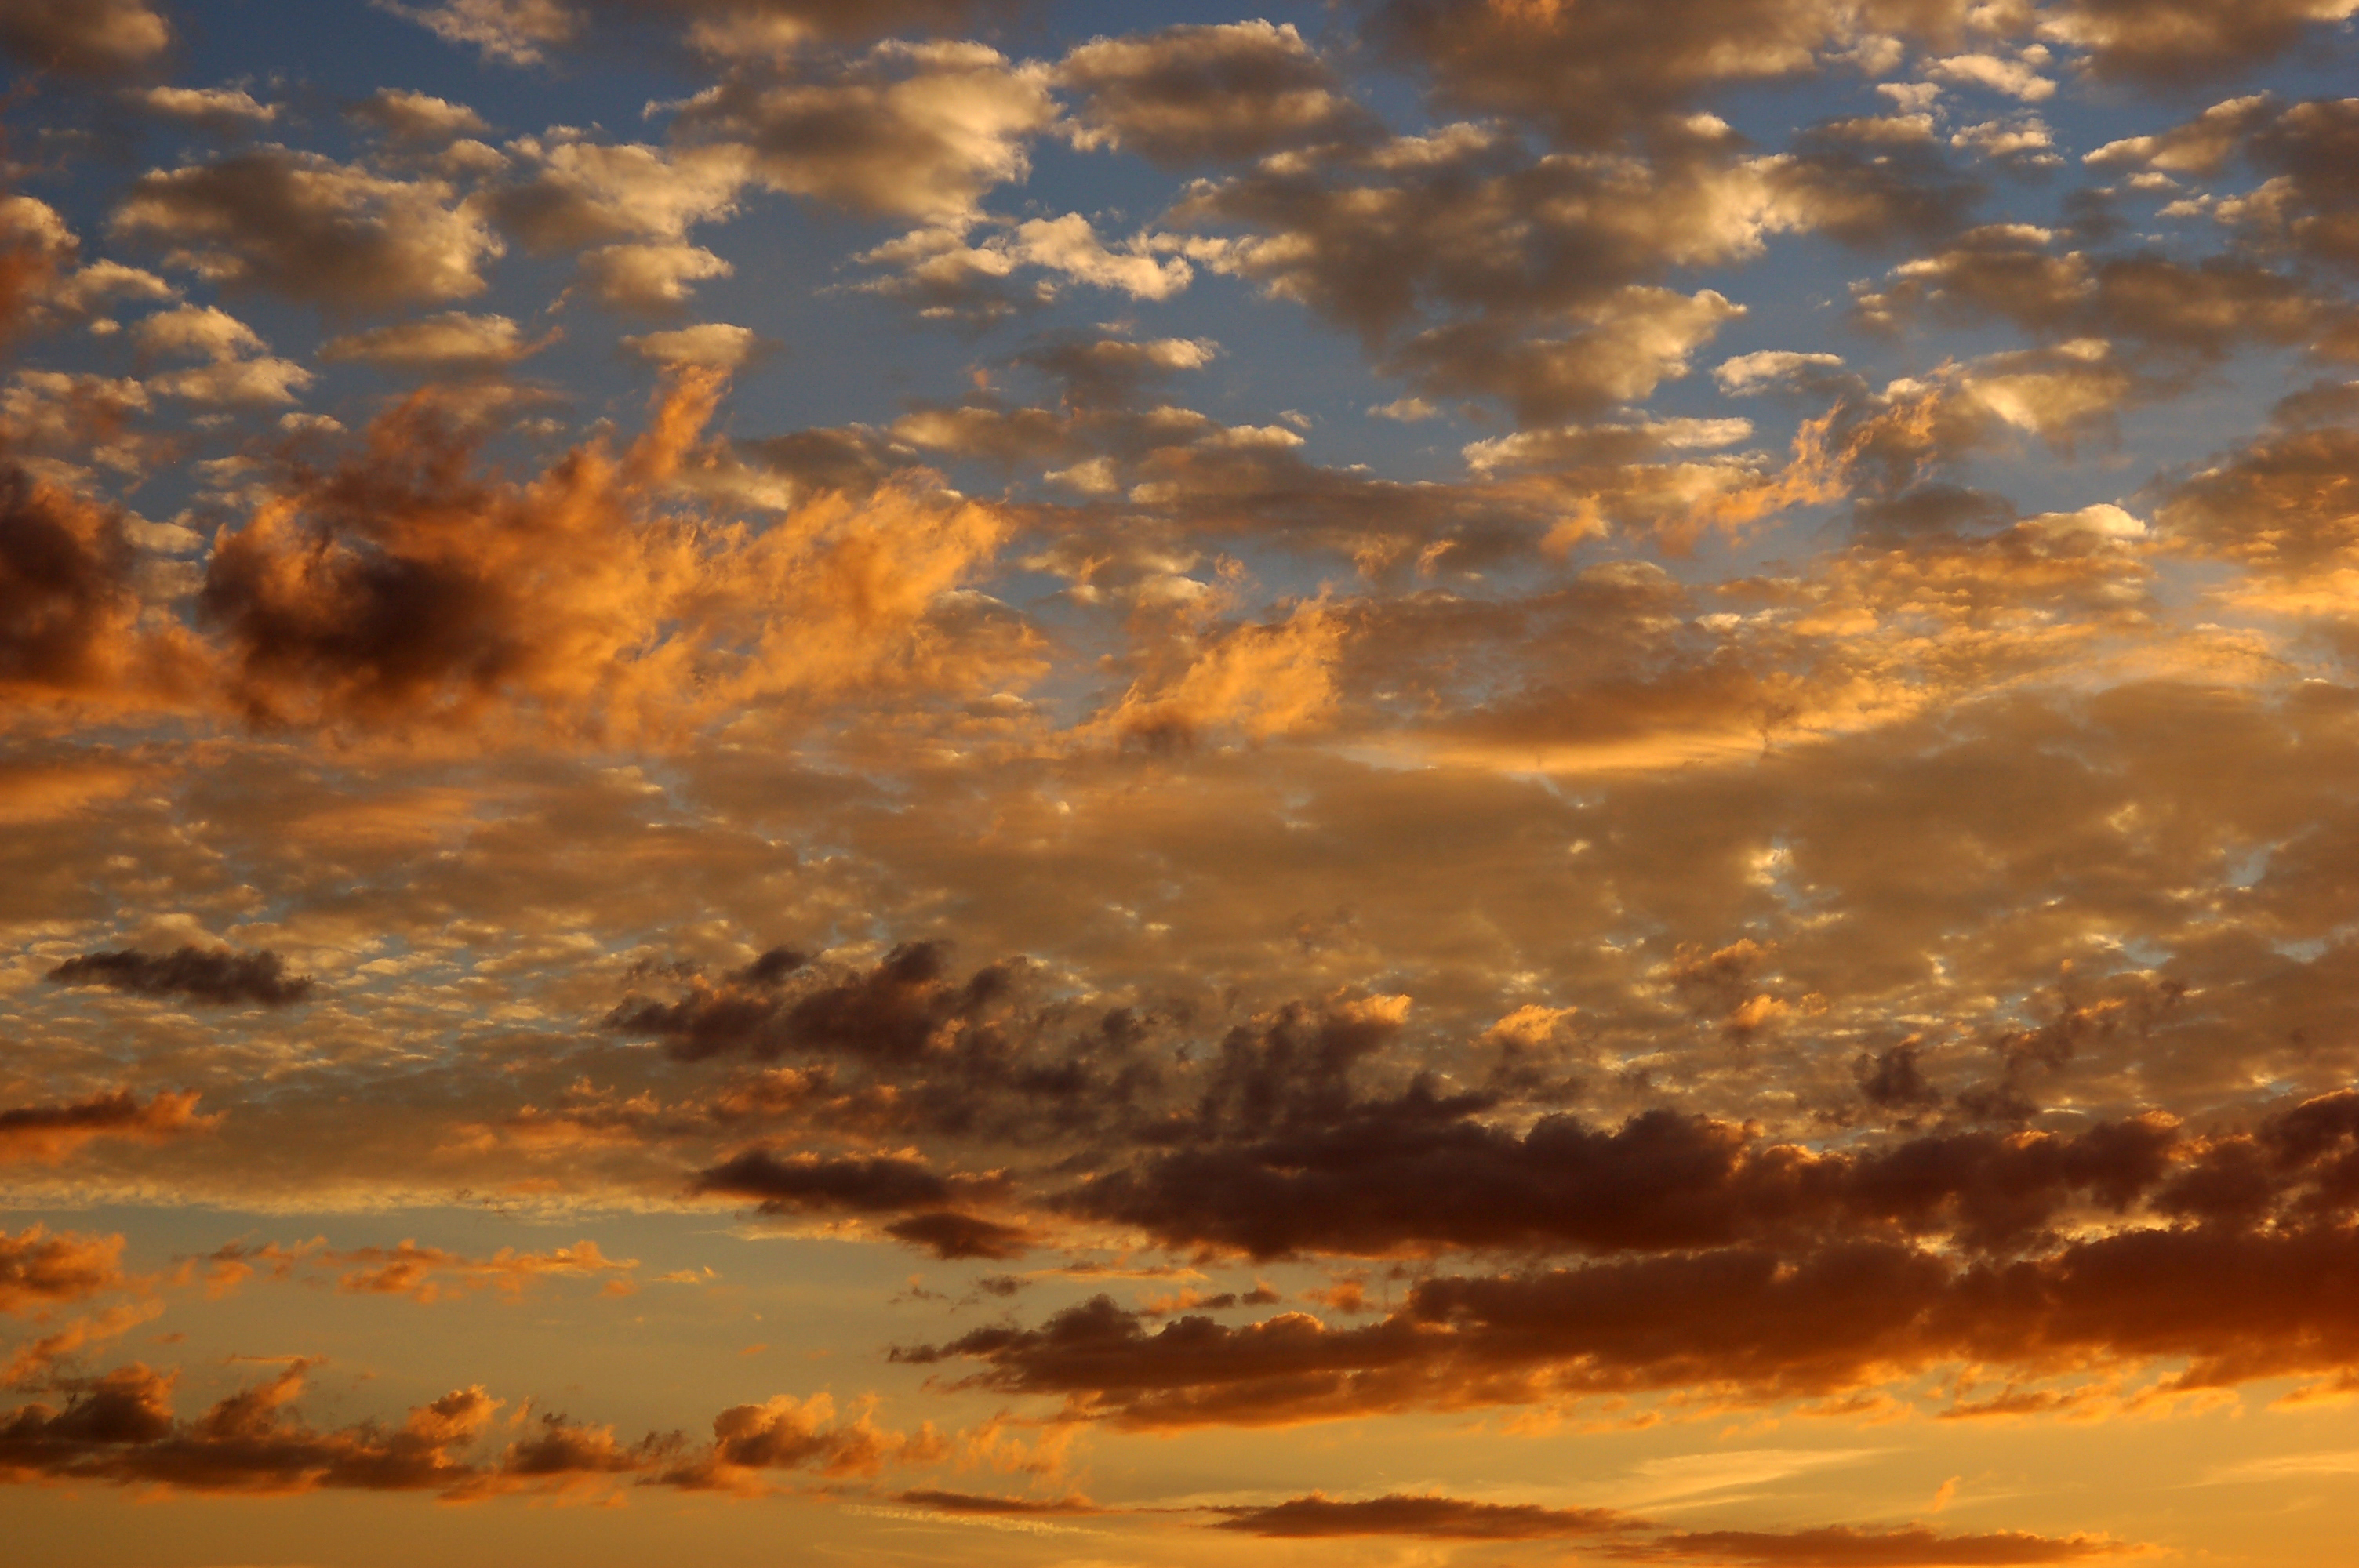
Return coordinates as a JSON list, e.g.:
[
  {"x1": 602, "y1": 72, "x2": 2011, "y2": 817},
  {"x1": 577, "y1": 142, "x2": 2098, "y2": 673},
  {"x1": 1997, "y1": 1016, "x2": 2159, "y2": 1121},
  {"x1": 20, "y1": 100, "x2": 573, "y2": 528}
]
[{"x1": 11, "y1": 1, "x2": 2359, "y2": 1563}]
